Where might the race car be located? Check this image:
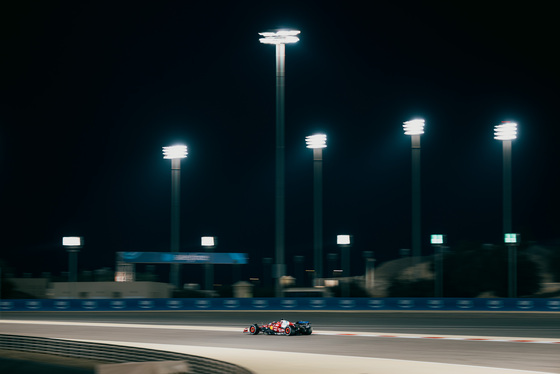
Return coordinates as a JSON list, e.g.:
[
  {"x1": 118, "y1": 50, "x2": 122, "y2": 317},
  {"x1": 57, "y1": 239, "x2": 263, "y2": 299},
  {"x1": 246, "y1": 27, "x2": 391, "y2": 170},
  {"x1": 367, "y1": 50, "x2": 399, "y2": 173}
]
[{"x1": 243, "y1": 319, "x2": 312, "y2": 336}]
